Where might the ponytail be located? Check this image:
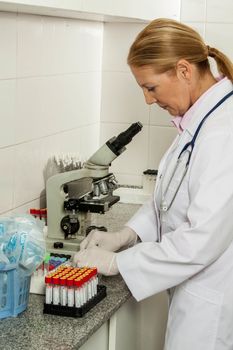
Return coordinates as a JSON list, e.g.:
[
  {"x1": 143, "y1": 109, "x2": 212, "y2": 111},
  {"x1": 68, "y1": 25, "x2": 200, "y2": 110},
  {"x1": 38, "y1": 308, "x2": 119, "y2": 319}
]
[{"x1": 207, "y1": 46, "x2": 233, "y2": 82}]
